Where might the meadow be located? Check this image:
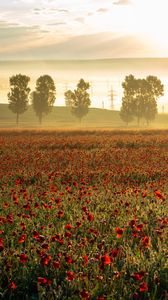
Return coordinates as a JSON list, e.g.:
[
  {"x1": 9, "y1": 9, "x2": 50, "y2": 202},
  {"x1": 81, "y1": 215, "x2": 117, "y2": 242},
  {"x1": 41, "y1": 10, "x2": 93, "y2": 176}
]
[
  {"x1": 0, "y1": 129, "x2": 168, "y2": 299},
  {"x1": 0, "y1": 104, "x2": 168, "y2": 129}
]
